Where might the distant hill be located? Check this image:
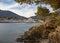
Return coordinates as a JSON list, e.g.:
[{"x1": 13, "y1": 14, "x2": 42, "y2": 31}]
[
  {"x1": 30, "y1": 16, "x2": 38, "y2": 19},
  {"x1": 0, "y1": 10, "x2": 27, "y2": 19}
]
